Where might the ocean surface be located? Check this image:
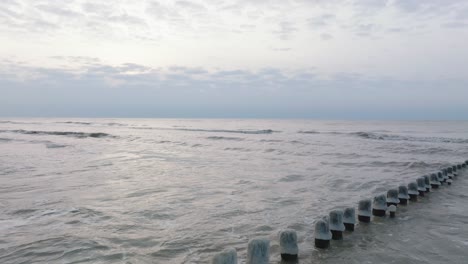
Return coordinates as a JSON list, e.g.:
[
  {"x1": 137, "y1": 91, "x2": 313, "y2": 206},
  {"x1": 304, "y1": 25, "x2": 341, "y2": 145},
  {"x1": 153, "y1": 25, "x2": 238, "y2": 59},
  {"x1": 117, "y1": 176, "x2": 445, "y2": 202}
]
[{"x1": 1, "y1": 119, "x2": 468, "y2": 263}]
